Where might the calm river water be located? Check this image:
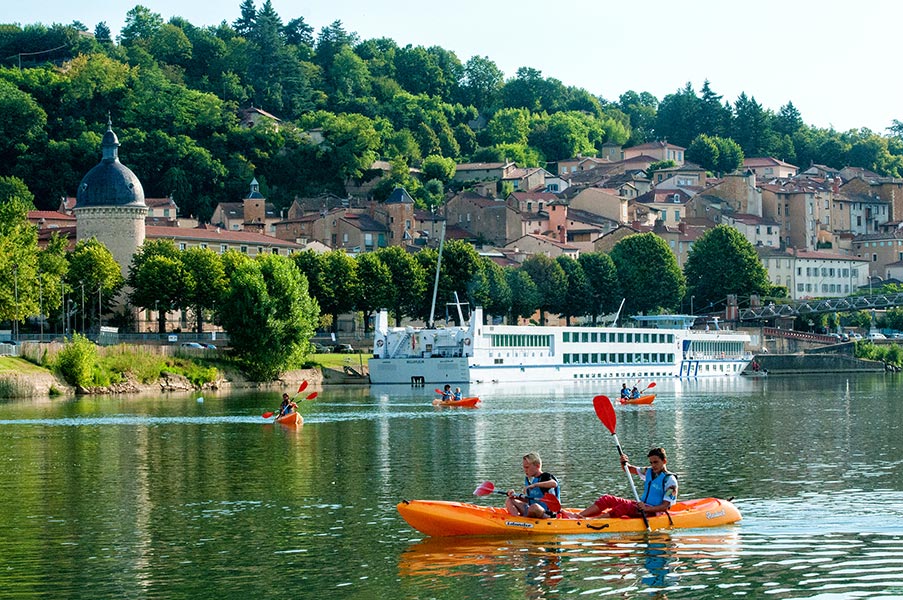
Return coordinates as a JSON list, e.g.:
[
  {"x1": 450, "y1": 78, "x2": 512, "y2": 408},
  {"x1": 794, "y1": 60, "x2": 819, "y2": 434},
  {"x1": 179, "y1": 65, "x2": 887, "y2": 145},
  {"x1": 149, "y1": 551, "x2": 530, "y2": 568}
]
[{"x1": 1, "y1": 375, "x2": 902, "y2": 599}]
